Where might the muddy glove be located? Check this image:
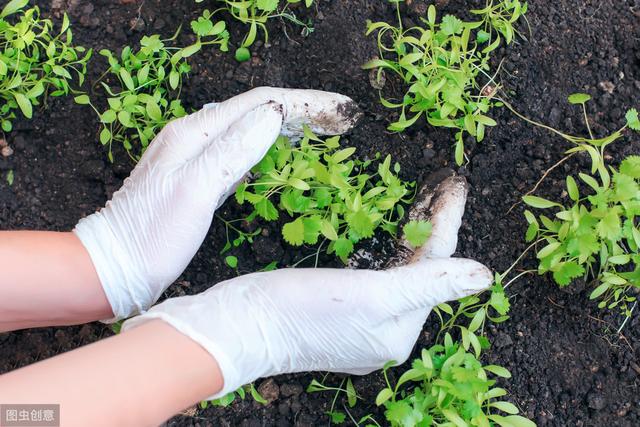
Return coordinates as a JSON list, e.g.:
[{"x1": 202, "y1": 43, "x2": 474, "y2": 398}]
[
  {"x1": 122, "y1": 174, "x2": 492, "y2": 398},
  {"x1": 73, "y1": 88, "x2": 361, "y2": 322}
]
